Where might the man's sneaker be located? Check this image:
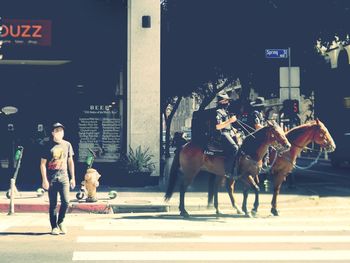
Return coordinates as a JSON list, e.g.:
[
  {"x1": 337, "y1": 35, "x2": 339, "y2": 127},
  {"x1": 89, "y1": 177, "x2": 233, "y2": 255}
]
[
  {"x1": 51, "y1": 227, "x2": 60, "y2": 235},
  {"x1": 58, "y1": 223, "x2": 67, "y2": 234}
]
